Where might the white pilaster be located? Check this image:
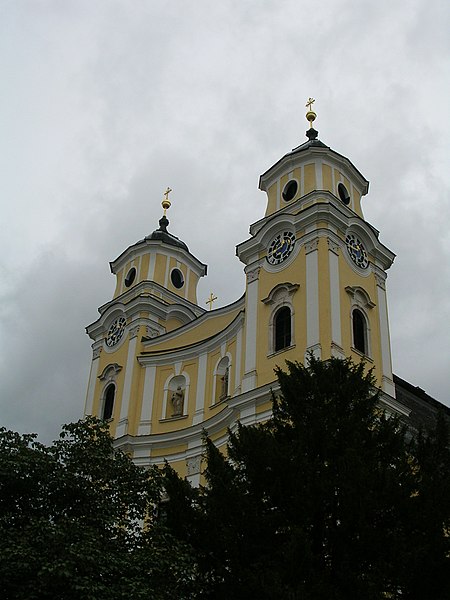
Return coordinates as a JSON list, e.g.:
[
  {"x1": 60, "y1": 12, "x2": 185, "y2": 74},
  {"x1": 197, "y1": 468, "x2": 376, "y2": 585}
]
[
  {"x1": 242, "y1": 267, "x2": 259, "y2": 392},
  {"x1": 138, "y1": 365, "x2": 156, "y2": 435},
  {"x1": 376, "y1": 275, "x2": 396, "y2": 397},
  {"x1": 84, "y1": 346, "x2": 102, "y2": 415},
  {"x1": 147, "y1": 252, "x2": 156, "y2": 280},
  {"x1": 305, "y1": 238, "x2": 321, "y2": 359},
  {"x1": 315, "y1": 160, "x2": 323, "y2": 189},
  {"x1": 234, "y1": 327, "x2": 242, "y2": 394},
  {"x1": 328, "y1": 239, "x2": 344, "y2": 357},
  {"x1": 193, "y1": 352, "x2": 208, "y2": 424},
  {"x1": 116, "y1": 332, "x2": 138, "y2": 437}
]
